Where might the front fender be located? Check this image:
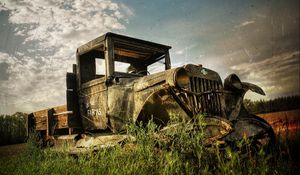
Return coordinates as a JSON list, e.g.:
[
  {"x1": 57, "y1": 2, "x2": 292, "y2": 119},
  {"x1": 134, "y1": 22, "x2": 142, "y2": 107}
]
[
  {"x1": 242, "y1": 82, "x2": 265, "y2": 95},
  {"x1": 135, "y1": 87, "x2": 191, "y2": 126},
  {"x1": 225, "y1": 115, "x2": 275, "y2": 143},
  {"x1": 223, "y1": 74, "x2": 275, "y2": 145},
  {"x1": 224, "y1": 74, "x2": 266, "y2": 120}
]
